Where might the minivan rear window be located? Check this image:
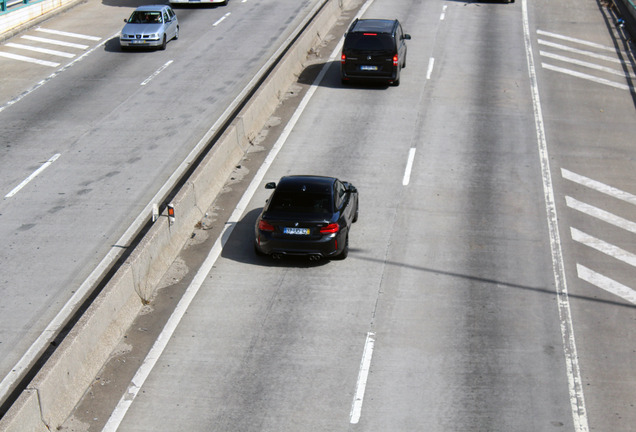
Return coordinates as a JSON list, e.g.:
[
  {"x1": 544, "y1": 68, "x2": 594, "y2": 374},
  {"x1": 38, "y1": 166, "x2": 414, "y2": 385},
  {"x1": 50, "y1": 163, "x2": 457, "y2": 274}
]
[{"x1": 346, "y1": 33, "x2": 395, "y2": 51}]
